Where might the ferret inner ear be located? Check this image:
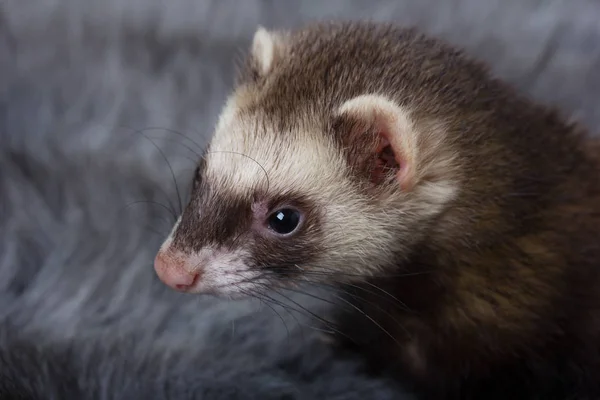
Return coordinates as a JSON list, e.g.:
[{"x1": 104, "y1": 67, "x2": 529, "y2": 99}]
[
  {"x1": 336, "y1": 94, "x2": 415, "y2": 190},
  {"x1": 247, "y1": 26, "x2": 288, "y2": 80}
]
